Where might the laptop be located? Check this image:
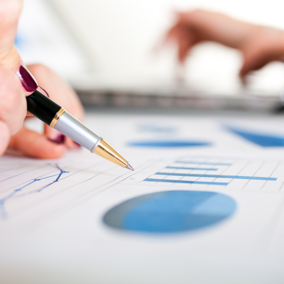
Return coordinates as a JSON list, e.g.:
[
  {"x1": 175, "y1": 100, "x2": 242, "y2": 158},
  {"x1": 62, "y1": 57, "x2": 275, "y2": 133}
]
[{"x1": 18, "y1": 0, "x2": 284, "y2": 111}]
